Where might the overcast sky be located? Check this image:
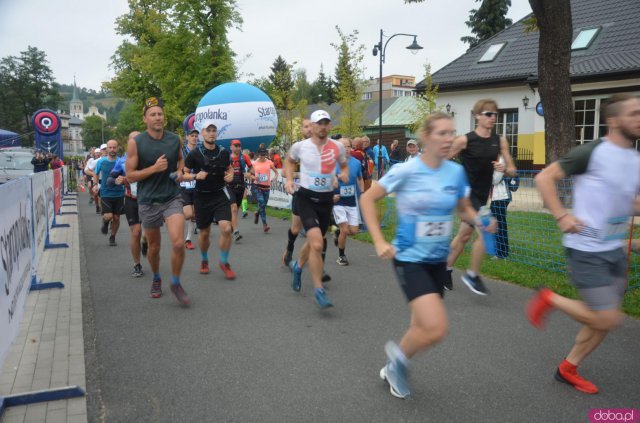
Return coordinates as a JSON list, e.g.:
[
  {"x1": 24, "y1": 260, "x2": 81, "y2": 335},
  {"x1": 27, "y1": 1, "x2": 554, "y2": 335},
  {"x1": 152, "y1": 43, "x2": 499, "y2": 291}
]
[{"x1": 0, "y1": 0, "x2": 532, "y2": 91}]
